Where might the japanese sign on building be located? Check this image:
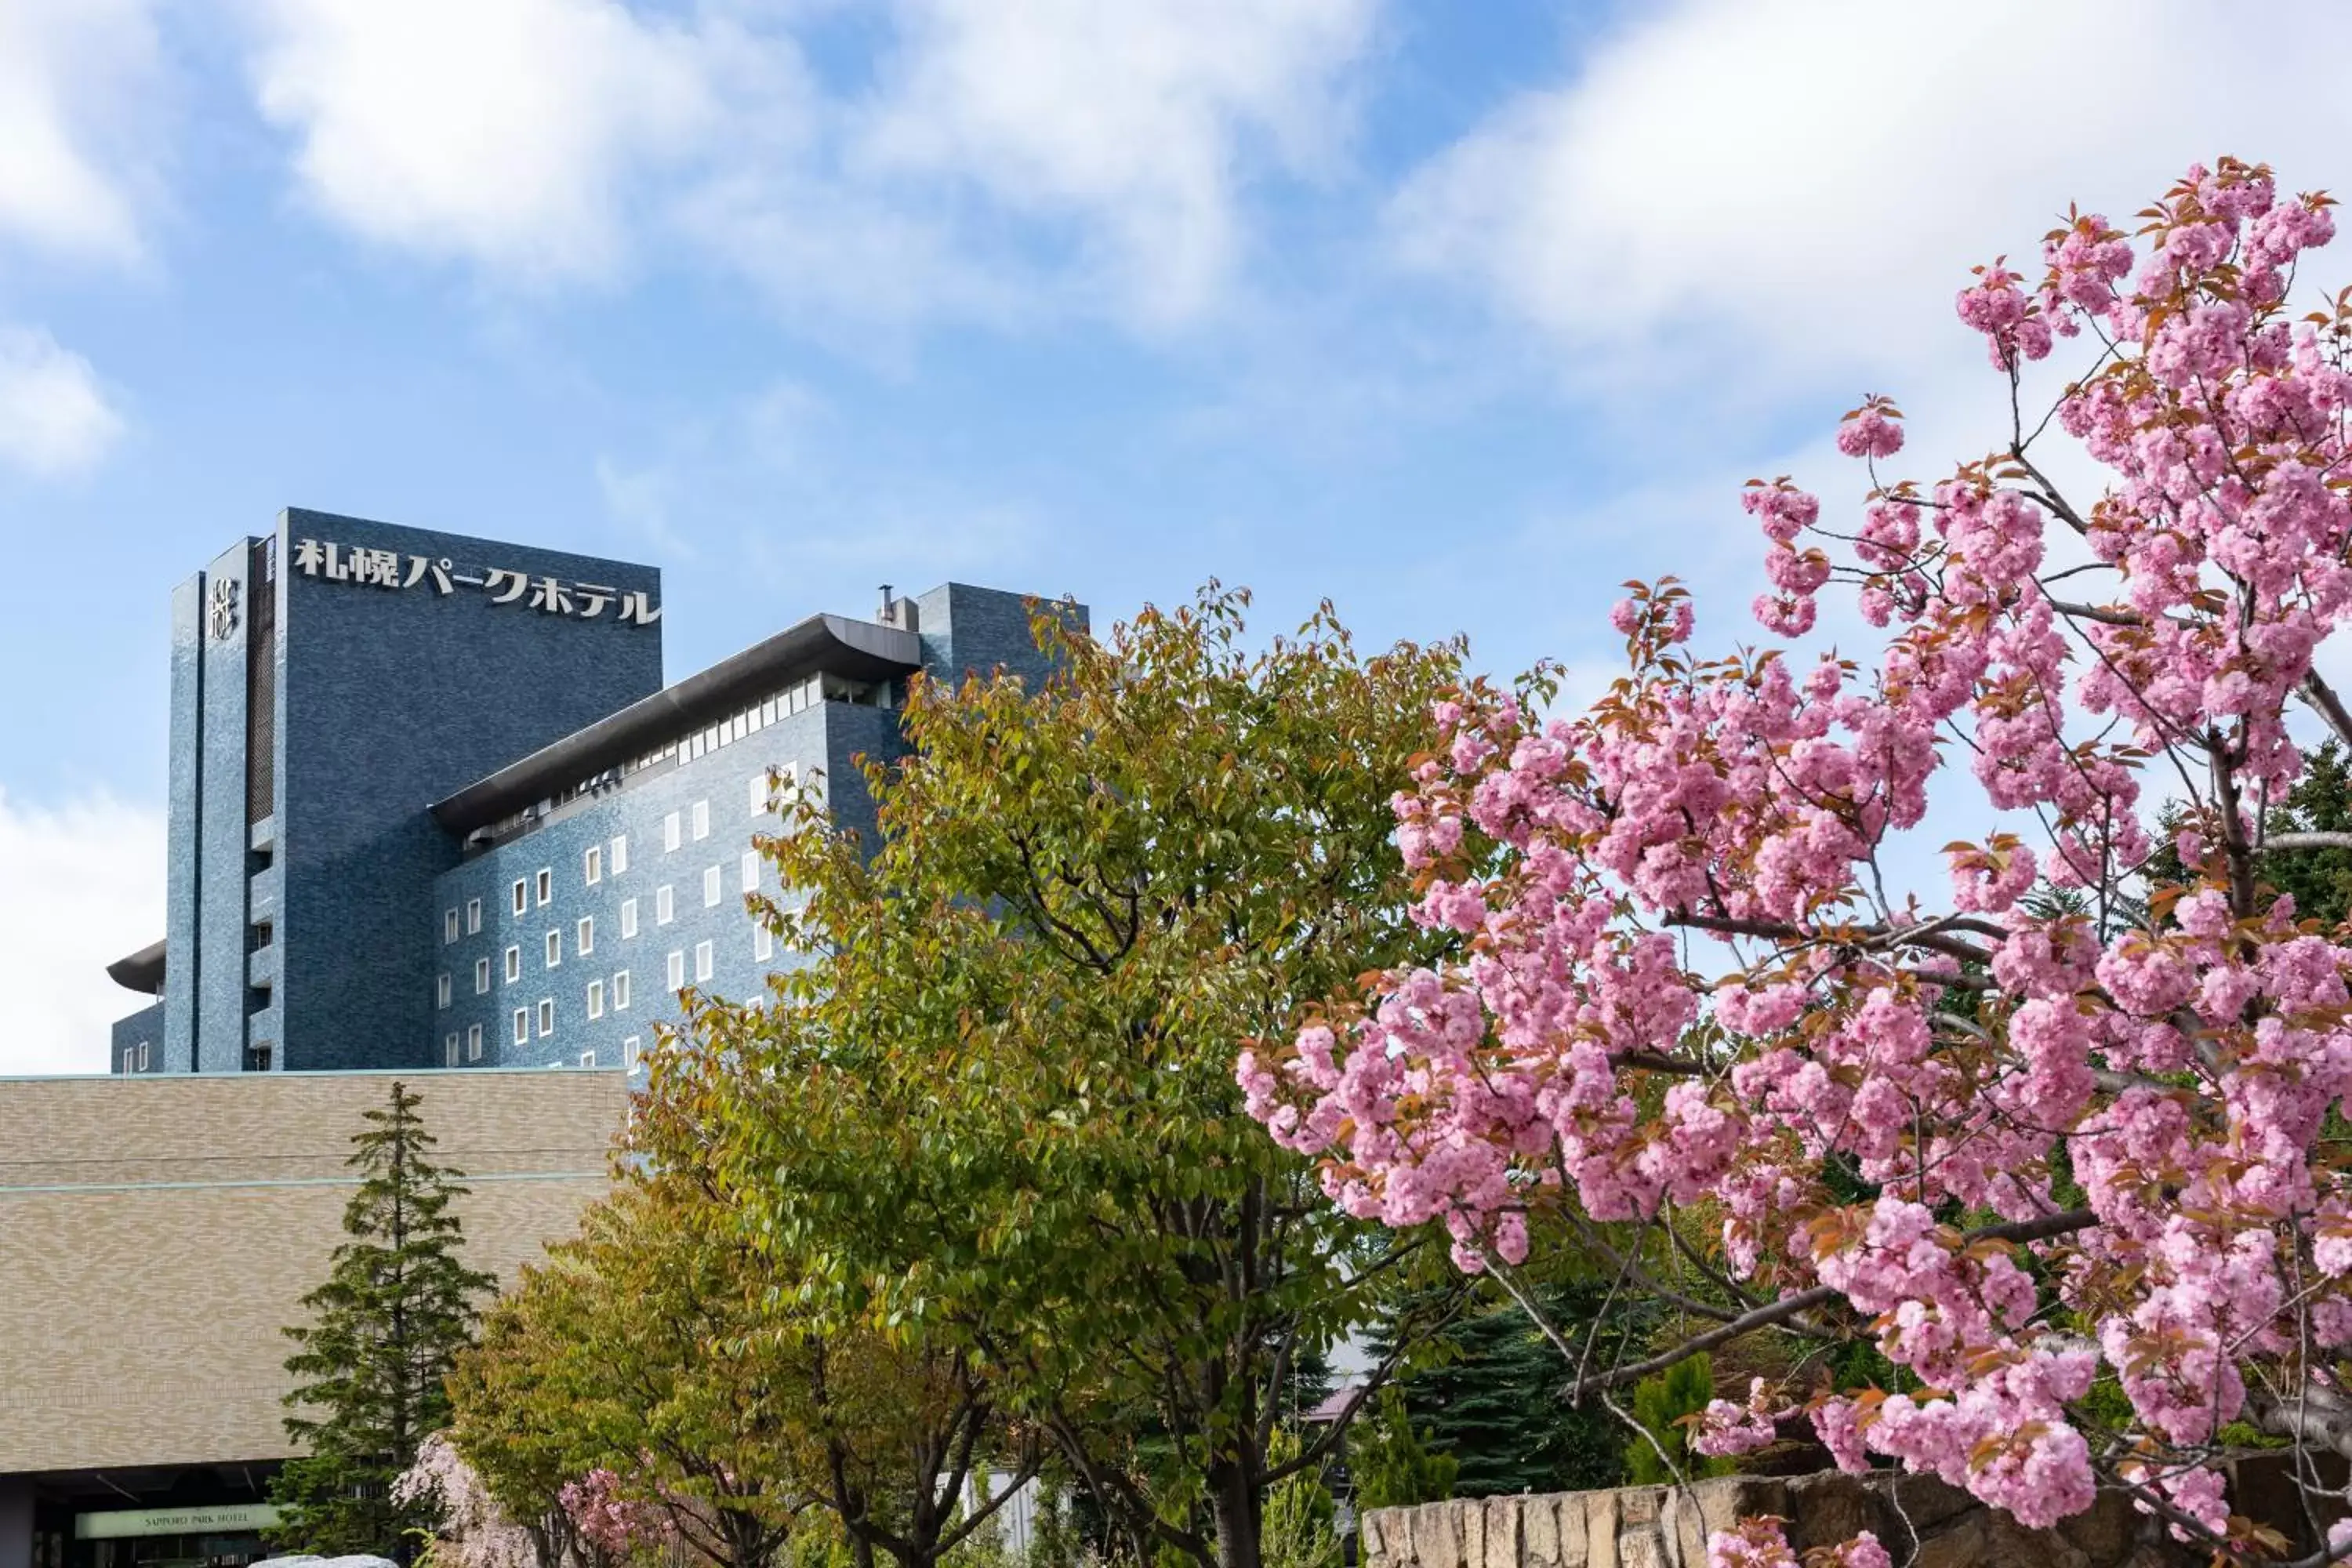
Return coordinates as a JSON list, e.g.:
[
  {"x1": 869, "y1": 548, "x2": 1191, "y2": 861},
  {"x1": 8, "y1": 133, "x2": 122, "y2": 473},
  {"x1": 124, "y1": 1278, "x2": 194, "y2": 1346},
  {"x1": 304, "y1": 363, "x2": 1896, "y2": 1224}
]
[{"x1": 290, "y1": 537, "x2": 659, "y2": 626}]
